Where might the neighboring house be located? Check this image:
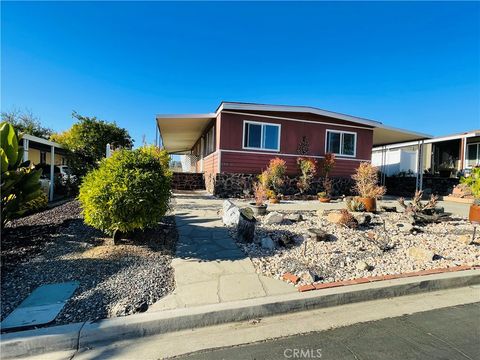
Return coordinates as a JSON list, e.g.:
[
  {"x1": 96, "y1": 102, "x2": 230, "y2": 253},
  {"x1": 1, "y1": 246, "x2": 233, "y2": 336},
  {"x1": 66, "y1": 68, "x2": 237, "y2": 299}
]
[
  {"x1": 156, "y1": 102, "x2": 430, "y2": 195},
  {"x1": 20, "y1": 133, "x2": 69, "y2": 201},
  {"x1": 372, "y1": 129, "x2": 480, "y2": 177}
]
